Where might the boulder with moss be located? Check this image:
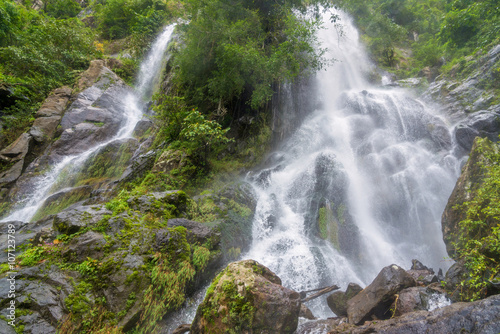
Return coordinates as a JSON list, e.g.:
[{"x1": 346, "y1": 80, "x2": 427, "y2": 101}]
[{"x1": 191, "y1": 259, "x2": 301, "y2": 334}]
